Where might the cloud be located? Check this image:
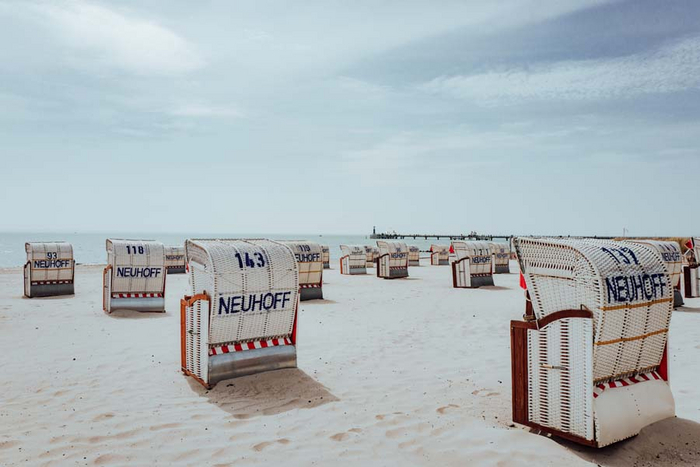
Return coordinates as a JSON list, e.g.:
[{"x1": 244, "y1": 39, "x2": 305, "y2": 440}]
[
  {"x1": 32, "y1": 1, "x2": 204, "y2": 75},
  {"x1": 420, "y1": 36, "x2": 700, "y2": 104}
]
